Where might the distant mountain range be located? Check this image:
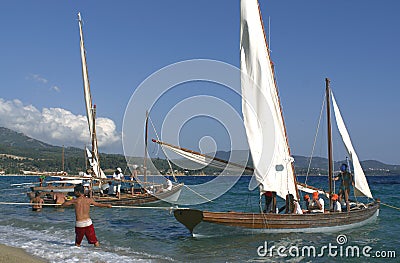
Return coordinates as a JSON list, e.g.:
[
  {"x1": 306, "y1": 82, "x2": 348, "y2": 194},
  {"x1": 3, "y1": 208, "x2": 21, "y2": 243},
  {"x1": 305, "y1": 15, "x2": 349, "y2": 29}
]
[
  {"x1": 0, "y1": 127, "x2": 126, "y2": 174},
  {"x1": 0, "y1": 126, "x2": 399, "y2": 175},
  {"x1": 196, "y1": 148, "x2": 400, "y2": 176}
]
